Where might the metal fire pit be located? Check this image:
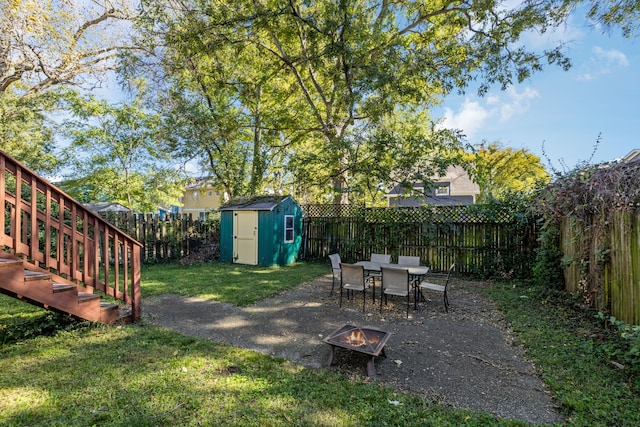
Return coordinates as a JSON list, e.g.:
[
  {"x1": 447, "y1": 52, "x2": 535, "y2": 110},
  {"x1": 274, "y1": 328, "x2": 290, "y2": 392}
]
[{"x1": 323, "y1": 324, "x2": 391, "y2": 377}]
